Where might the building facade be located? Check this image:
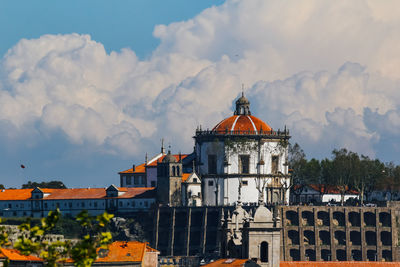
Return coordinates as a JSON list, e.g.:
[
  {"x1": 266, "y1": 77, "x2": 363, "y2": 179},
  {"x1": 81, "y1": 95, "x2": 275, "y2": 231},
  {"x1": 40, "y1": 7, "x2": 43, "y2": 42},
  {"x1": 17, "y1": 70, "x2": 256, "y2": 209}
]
[
  {"x1": 0, "y1": 185, "x2": 155, "y2": 218},
  {"x1": 194, "y1": 93, "x2": 291, "y2": 206}
]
